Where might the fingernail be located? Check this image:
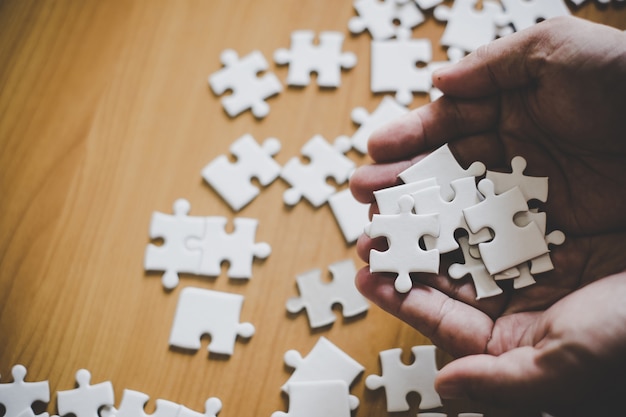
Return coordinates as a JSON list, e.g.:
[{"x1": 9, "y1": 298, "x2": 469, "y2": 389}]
[{"x1": 437, "y1": 381, "x2": 468, "y2": 400}]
